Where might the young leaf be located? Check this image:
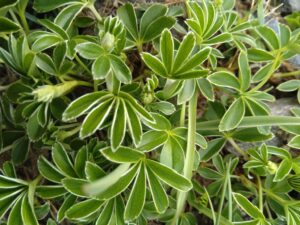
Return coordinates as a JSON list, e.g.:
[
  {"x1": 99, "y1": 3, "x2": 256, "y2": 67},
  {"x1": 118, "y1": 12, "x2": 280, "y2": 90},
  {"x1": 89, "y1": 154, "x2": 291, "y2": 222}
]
[
  {"x1": 101, "y1": 146, "x2": 144, "y2": 163},
  {"x1": 208, "y1": 71, "x2": 240, "y2": 91},
  {"x1": 233, "y1": 193, "x2": 264, "y2": 219}
]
